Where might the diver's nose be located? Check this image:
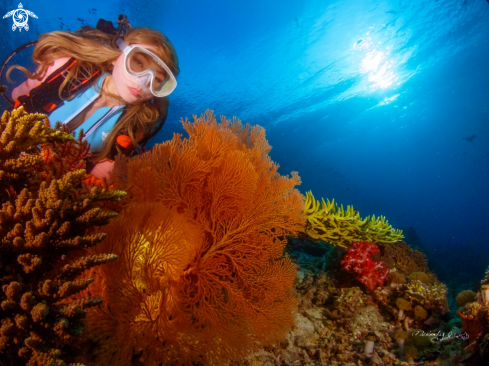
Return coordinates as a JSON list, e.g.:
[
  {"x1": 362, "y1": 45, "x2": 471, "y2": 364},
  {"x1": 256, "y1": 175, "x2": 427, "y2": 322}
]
[{"x1": 139, "y1": 74, "x2": 151, "y2": 87}]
